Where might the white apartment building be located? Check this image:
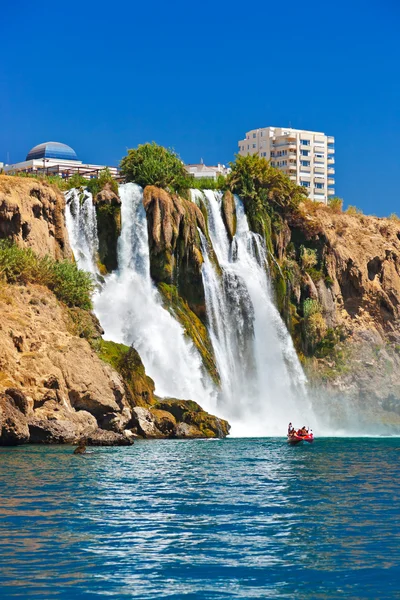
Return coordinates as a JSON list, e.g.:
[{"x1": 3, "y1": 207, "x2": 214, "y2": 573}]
[{"x1": 238, "y1": 126, "x2": 335, "y2": 203}]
